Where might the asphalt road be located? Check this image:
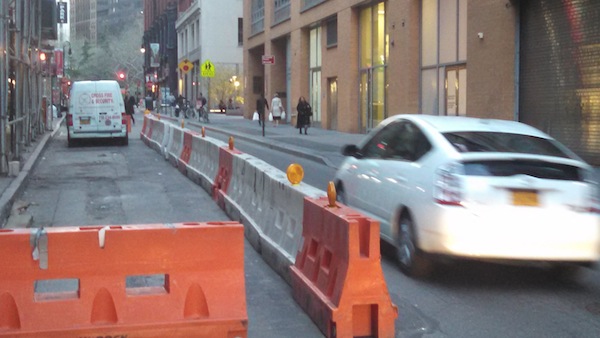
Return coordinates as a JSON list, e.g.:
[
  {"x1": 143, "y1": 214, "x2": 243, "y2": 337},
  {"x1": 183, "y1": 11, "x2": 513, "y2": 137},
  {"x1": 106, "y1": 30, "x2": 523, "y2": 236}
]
[{"x1": 15, "y1": 121, "x2": 324, "y2": 338}]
